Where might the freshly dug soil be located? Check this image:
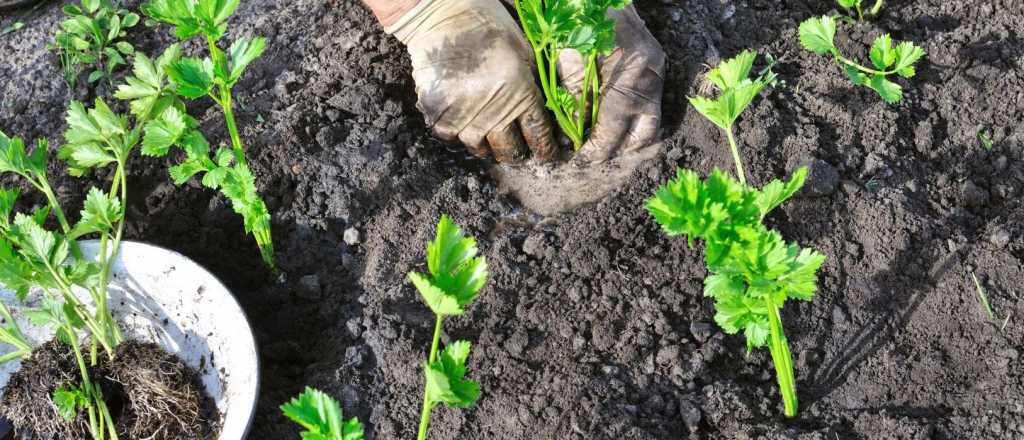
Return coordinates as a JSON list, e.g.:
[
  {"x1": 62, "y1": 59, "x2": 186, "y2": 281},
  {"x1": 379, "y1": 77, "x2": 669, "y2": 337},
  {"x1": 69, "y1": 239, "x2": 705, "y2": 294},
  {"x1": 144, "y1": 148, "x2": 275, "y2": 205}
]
[
  {"x1": 0, "y1": 339, "x2": 219, "y2": 439},
  {"x1": 1, "y1": 0, "x2": 1023, "y2": 439}
]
